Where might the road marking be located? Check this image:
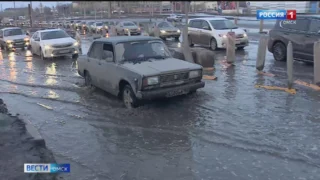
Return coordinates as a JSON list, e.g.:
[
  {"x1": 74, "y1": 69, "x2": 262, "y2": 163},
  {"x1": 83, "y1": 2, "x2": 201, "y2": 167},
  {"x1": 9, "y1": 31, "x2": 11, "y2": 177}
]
[
  {"x1": 255, "y1": 85, "x2": 296, "y2": 94},
  {"x1": 37, "y1": 103, "x2": 53, "y2": 110},
  {"x1": 294, "y1": 80, "x2": 320, "y2": 91},
  {"x1": 257, "y1": 71, "x2": 275, "y2": 77},
  {"x1": 203, "y1": 75, "x2": 217, "y2": 80}
]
